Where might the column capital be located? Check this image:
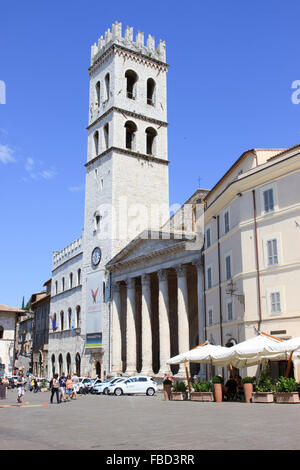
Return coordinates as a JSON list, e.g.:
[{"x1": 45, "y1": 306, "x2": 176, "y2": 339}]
[
  {"x1": 125, "y1": 278, "x2": 136, "y2": 289},
  {"x1": 141, "y1": 273, "x2": 151, "y2": 286},
  {"x1": 175, "y1": 265, "x2": 187, "y2": 277},
  {"x1": 157, "y1": 269, "x2": 168, "y2": 282},
  {"x1": 112, "y1": 282, "x2": 121, "y2": 293},
  {"x1": 192, "y1": 258, "x2": 203, "y2": 269}
]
